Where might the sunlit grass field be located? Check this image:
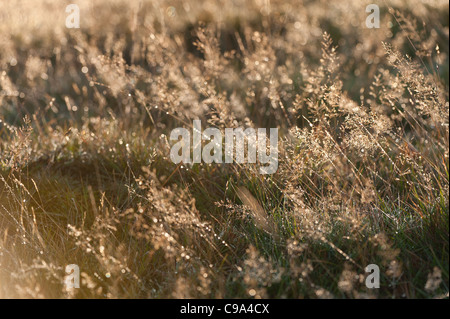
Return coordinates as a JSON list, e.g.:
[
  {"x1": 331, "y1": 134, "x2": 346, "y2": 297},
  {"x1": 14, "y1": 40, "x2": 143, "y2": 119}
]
[{"x1": 0, "y1": 0, "x2": 448, "y2": 298}]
